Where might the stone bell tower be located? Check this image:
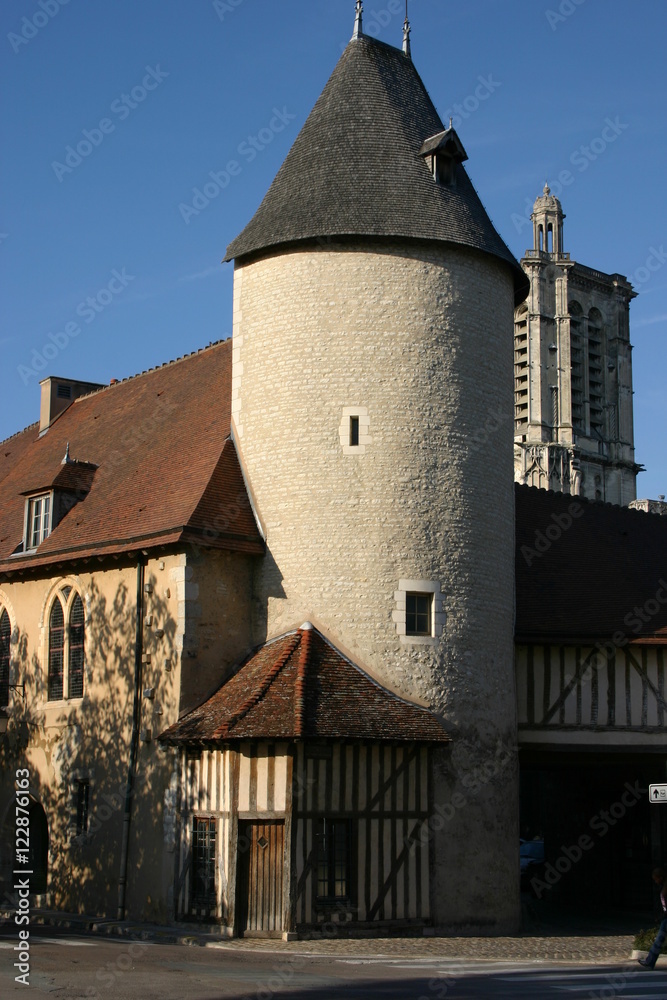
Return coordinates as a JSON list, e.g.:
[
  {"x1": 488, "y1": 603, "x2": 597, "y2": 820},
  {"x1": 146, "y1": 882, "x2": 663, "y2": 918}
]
[
  {"x1": 514, "y1": 185, "x2": 639, "y2": 505},
  {"x1": 225, "y1": 7, "x2": 528, "y2": 932}
]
